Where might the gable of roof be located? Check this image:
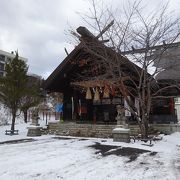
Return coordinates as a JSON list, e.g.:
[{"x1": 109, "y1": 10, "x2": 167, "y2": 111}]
[{"x1": 44, "y1": 43, "x2": 86, "y2": 91}]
